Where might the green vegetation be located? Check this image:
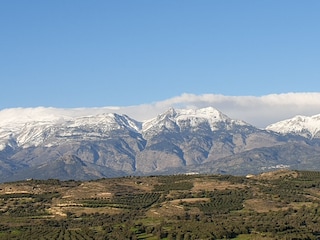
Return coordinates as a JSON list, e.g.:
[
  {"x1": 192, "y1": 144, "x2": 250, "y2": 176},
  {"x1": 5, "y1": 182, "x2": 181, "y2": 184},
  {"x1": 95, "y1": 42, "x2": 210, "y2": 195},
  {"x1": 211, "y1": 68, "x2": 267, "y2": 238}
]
[
  {"x1": 0, "y1": 170, "x2": 320, "y2": 239},
  {"x1": 186, "y1": 188, "x2": 252, "y2": 214},
  {"x1": 82, "y1": 192, "x2": 162, "y2": 209}
]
